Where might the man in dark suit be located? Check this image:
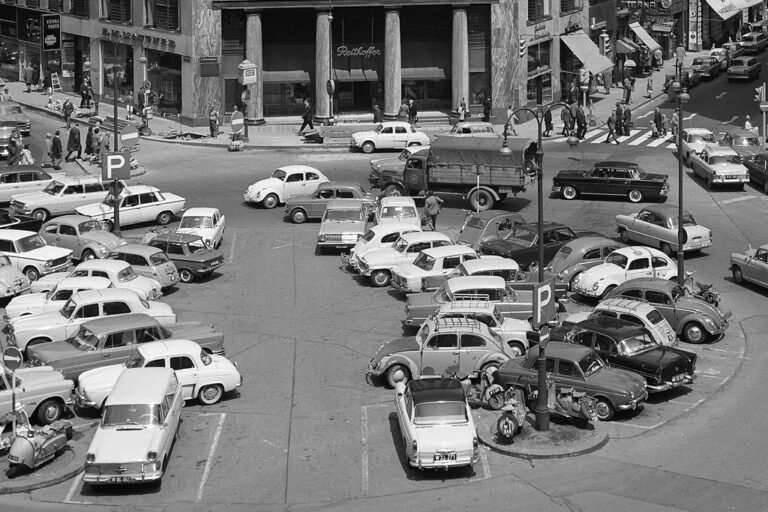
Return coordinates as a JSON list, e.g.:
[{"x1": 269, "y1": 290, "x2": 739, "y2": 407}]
[
  {"x1": 298, "y1": 98, "x2": 314, "y2": 134},
  {"x1": 65, "y1": 123, "x2": 81, "y2": 161},
  {"x1": 576, "y1": 105, "x2": 587, "y2": 139},
  {"x1": 51, "y1": 130, "x2": 63, "y2": 170}
]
